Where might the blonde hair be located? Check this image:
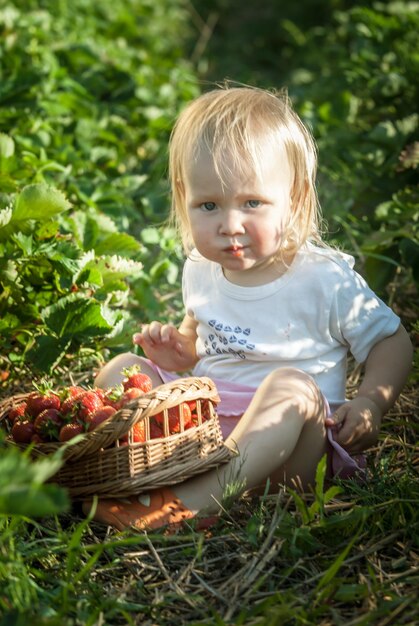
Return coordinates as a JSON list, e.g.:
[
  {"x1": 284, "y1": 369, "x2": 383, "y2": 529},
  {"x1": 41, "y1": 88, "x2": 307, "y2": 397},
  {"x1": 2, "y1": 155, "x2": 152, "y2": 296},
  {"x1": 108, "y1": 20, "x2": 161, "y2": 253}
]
[{"x1": 168, "y1": 85, "x2": 323, "y2": 255}]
